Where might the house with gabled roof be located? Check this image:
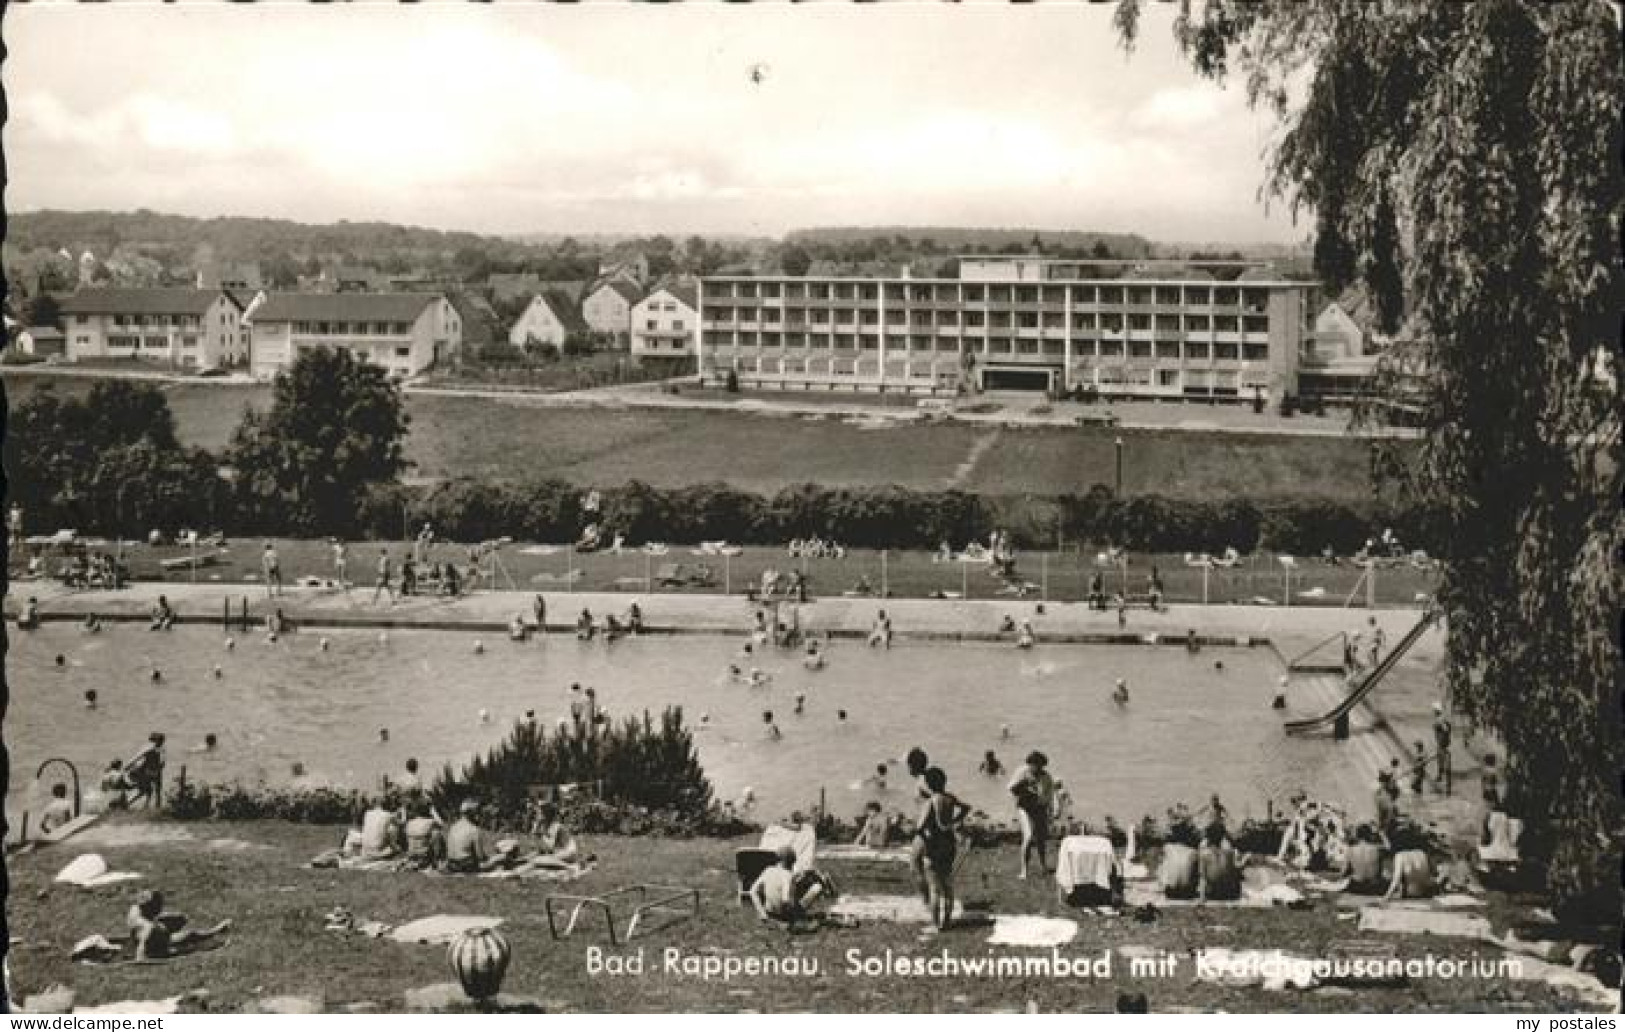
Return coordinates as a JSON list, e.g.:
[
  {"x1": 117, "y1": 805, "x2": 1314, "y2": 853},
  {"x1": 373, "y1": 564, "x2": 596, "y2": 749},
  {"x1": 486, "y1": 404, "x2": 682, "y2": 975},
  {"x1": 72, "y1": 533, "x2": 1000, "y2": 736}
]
[
  {"x1": 581, "y1": 278, "x2": 642, "y2": 348},
  {"x1": 248, "y1": 292, "x2": 461, "y2": 379},
  {"x1": 631, "y1": 282, "x2": 697, "y2": 363},
  {"x1": 508, "y1": 290, "x2": 589, "y2": 351},
  {"x1": 59, "y1": 287, "x2": 246, "y2": 369}
]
